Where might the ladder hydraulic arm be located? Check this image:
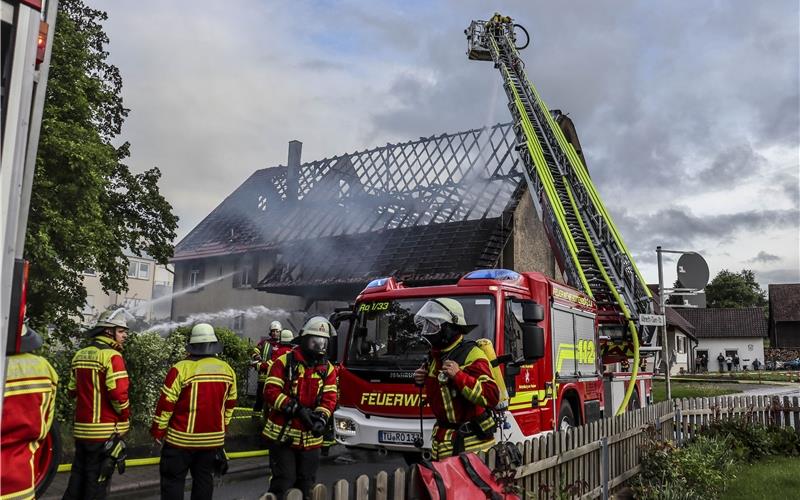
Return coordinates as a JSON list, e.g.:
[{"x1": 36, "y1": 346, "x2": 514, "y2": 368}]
[{"x1": 466, "y1": 14, "x2": 656, "y2": 414}]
